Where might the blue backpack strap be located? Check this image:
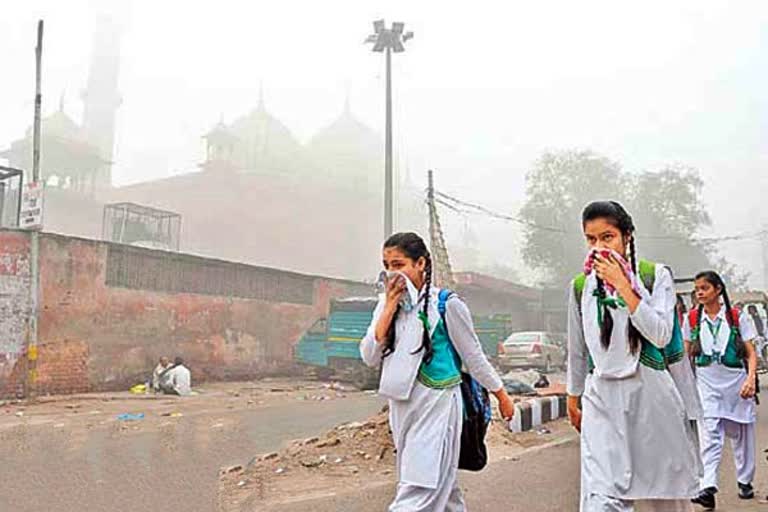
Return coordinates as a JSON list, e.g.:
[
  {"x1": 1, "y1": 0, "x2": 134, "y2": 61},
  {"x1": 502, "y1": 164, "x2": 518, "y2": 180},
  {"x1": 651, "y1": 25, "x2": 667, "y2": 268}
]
[
  {"x1": 437, "y1": 289, "x2": 492, "y2": 423},
  {"x1": 438, "y1": 288, "x2": 454, "y2": 324}
]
